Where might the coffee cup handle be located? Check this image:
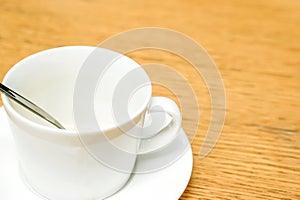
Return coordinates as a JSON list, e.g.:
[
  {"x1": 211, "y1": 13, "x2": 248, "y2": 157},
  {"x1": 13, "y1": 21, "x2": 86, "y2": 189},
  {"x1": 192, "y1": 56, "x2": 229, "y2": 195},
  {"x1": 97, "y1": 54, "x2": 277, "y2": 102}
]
[{"x1": 138, "y1": 97, "x2": 182, "y2": 154}]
